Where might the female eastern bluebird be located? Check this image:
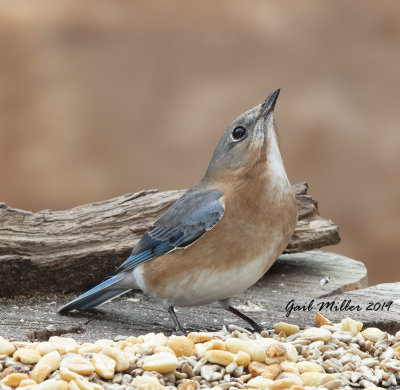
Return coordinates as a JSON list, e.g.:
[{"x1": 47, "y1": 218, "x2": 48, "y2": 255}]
[{"x1": 59, "y1": 89, "x2": 298, "y2": 332}]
